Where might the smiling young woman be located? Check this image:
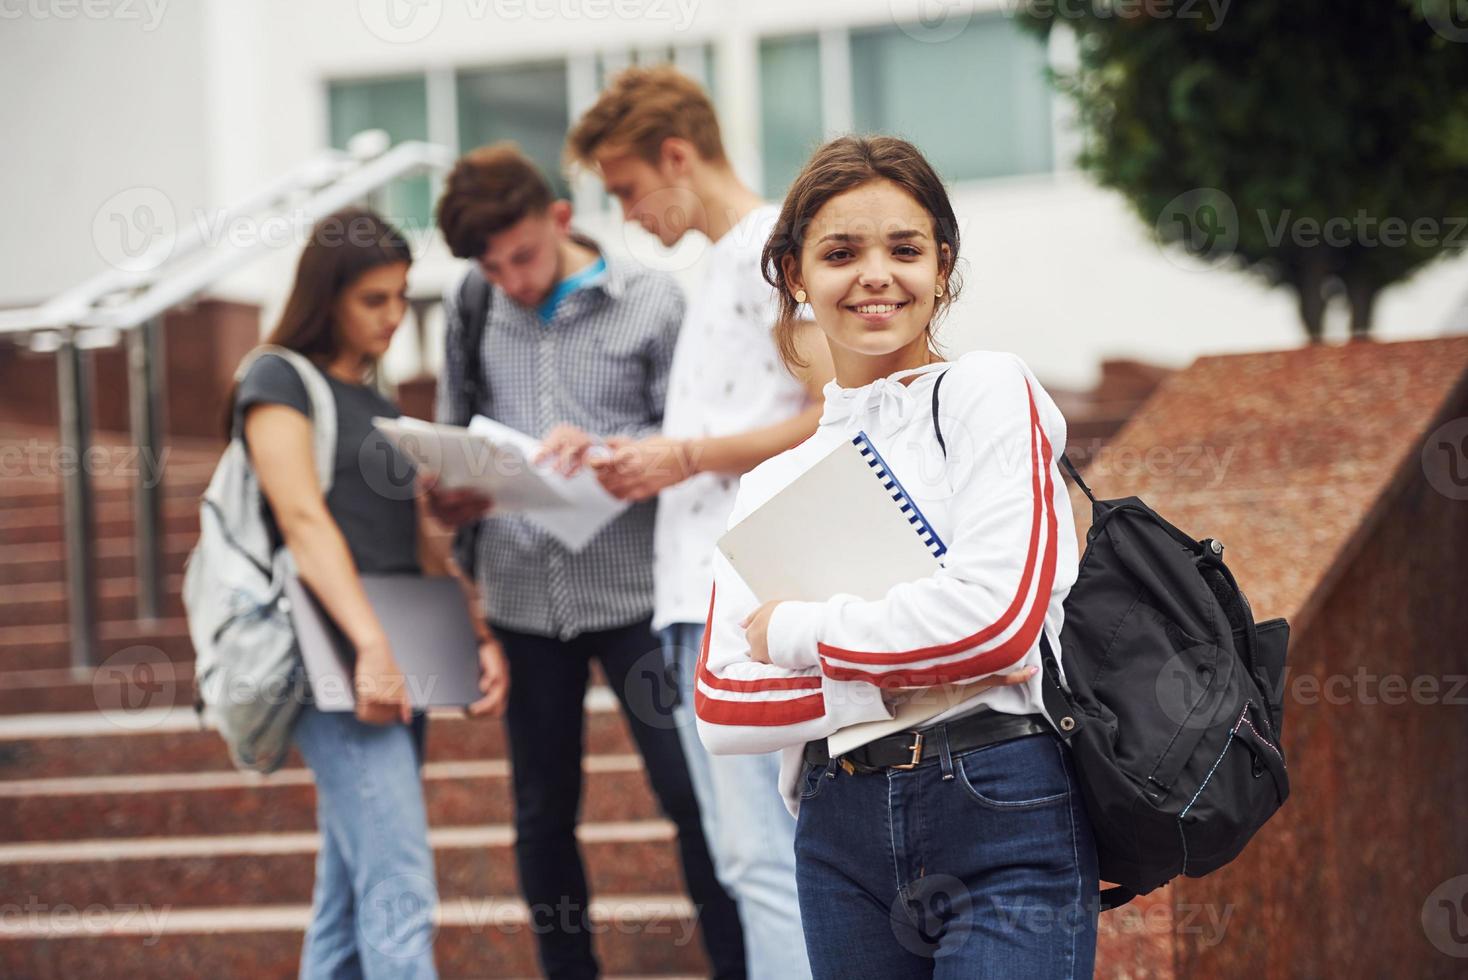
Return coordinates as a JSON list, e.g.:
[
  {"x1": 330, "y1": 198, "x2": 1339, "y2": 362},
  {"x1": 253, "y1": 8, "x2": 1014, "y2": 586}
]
[{"x1": 695, "y1": 136, "x2": 1100, "y2": 978}]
